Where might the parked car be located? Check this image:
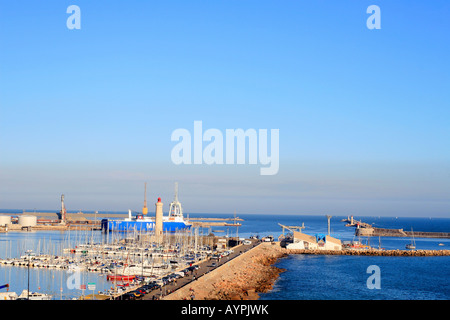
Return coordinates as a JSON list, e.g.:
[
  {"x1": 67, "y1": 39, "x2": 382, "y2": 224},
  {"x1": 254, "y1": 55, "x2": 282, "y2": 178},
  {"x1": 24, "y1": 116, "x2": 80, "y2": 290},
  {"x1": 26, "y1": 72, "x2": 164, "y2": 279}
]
[
  {"x1": 181, "y1": 268, "x2": 190, "y2": 275},
  {"x1": 161, "y1": 276, "x2": 170, "y2": 284},
  {"x1": 174, "y1": 271, "x2": 186, "y2": 278},
  {"x1": 130, "y1": 290, "x2": 144, "y2": 299},
  {"x1": 122, "y1": 292, "x2": 136, "y2": 300},
  {"x1": 154, "y1": 279, "x2": 165, "y2": 287},
  {"x1": 138, "y1": 286, "x2": 152, "y2": 294}
]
